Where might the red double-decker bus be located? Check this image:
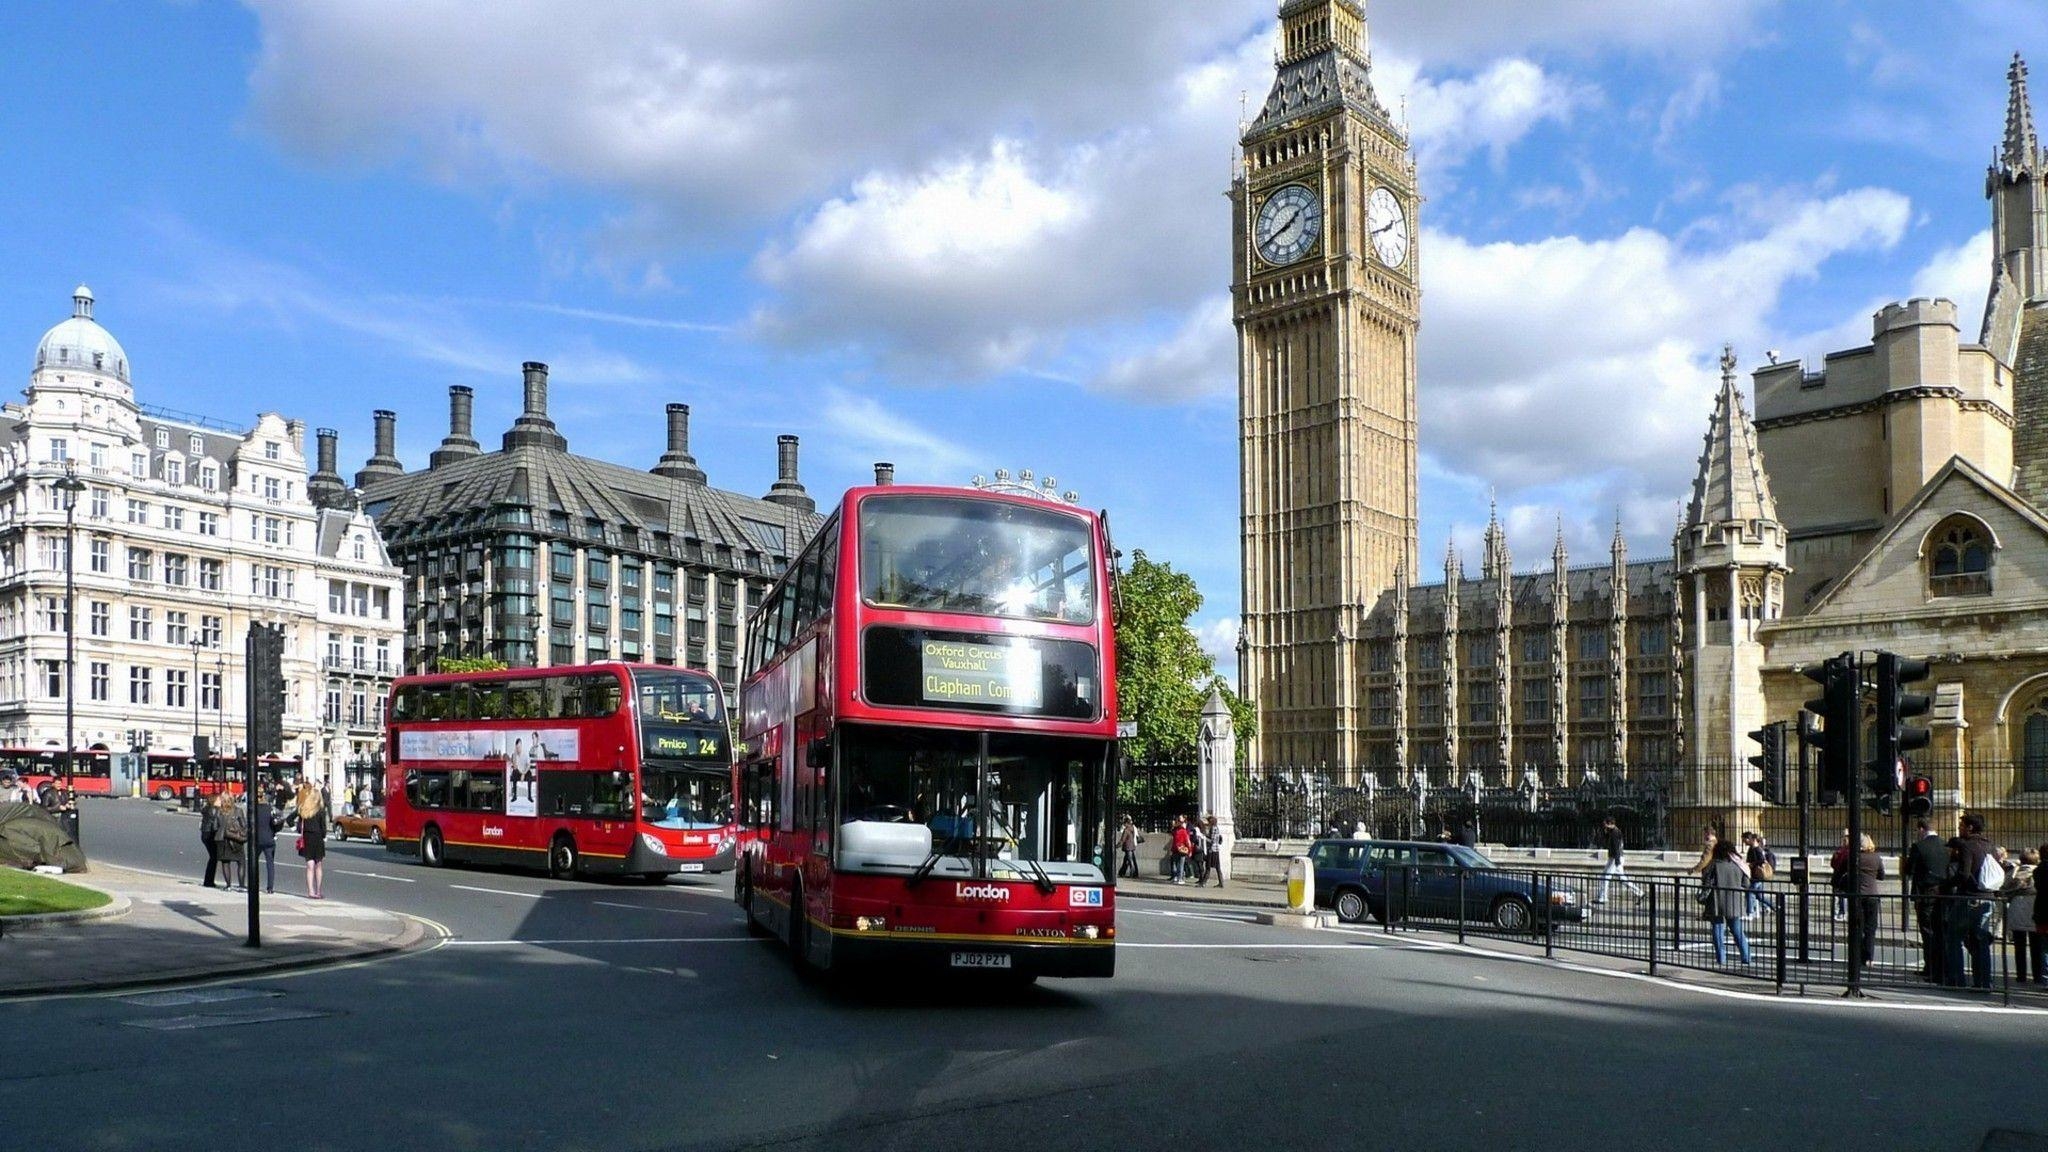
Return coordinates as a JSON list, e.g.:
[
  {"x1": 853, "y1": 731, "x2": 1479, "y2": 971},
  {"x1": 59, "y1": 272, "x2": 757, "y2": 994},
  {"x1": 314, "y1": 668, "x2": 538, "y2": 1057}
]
[
  {"x1": 1, "y1": 748, "x2": 113, "y2": 799},
  {"x1": 383, "y1": 663, "x2": 736, "y2": 879},
  {"x1": 736, "y1": 485, "x2": 1119, "y2": 980}
]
